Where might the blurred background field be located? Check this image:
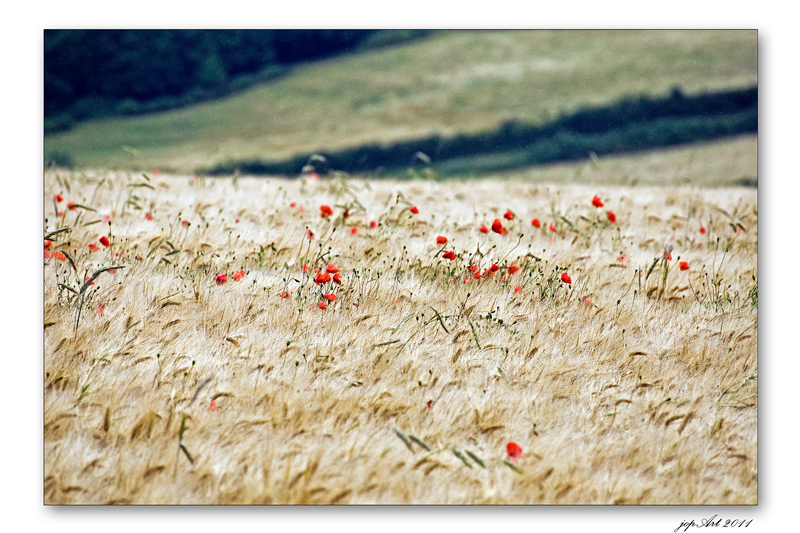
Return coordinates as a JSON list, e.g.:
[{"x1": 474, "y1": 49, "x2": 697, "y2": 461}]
[{"x1": 44, "y1": 29, "x2": 757, "y2": 180}]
